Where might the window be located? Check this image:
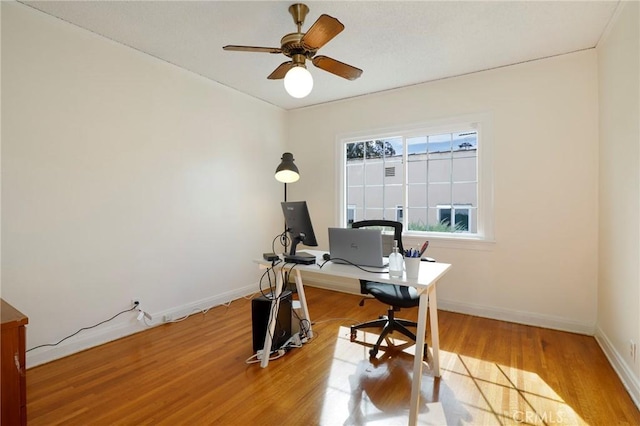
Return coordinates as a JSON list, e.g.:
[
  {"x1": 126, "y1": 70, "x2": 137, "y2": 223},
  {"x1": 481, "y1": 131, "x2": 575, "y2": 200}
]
[{"x1": 340, "y1": 115, "x2": 493, "y2": 241}]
